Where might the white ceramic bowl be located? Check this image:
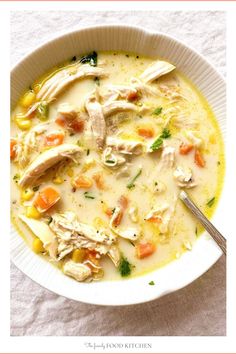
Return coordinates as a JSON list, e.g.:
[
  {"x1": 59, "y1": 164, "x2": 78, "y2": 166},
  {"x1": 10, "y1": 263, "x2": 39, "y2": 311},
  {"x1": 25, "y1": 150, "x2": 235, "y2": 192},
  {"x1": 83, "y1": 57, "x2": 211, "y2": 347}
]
[{"x1": 11, "y1": 25, "x2": 226, "y2": 306}]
